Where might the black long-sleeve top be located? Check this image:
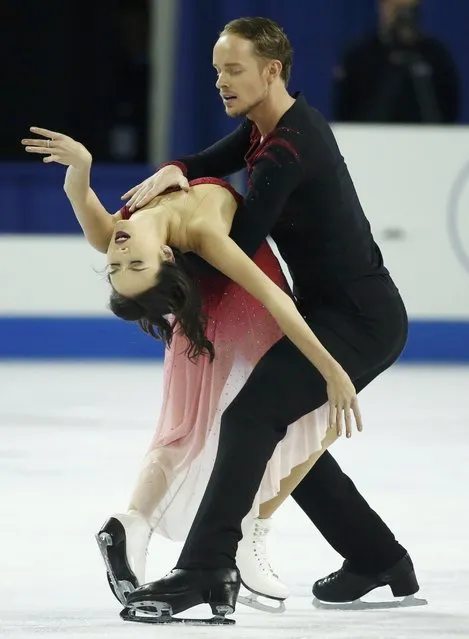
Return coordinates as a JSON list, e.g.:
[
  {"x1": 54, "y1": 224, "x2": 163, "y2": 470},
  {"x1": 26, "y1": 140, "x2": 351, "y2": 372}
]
[{"x1": 169, "y1": 93, "x2": 388, "y2": 302}]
